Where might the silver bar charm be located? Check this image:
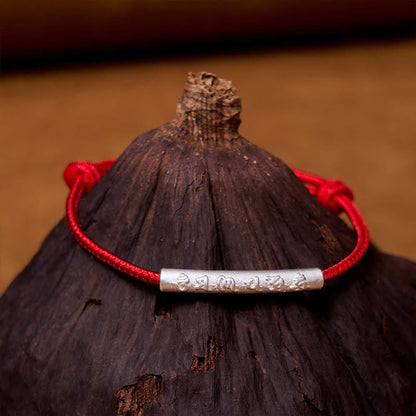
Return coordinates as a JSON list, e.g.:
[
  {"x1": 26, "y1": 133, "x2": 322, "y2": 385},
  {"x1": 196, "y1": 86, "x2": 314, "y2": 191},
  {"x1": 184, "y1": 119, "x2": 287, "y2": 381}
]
[{"x1": 160, "y1": 268, "x2": 324, "y2": 293}]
